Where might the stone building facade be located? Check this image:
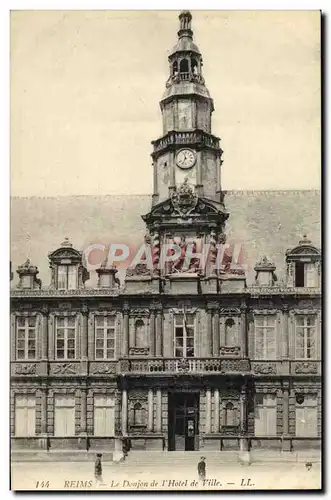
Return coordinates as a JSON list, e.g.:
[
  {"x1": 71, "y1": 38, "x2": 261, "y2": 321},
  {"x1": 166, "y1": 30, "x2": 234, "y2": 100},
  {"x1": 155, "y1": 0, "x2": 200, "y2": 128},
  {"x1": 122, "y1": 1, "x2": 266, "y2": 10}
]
[{"x1": 10, "y1": 11, "x2": 321, "y2": 456}]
